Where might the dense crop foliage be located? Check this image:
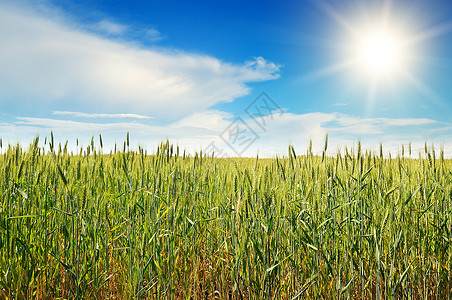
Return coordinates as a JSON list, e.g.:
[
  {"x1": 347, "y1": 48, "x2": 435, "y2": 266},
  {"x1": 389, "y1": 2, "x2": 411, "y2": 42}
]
[{"x1": 1, "y1": 136, "x2": 452, "y2": 299}]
